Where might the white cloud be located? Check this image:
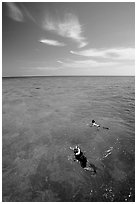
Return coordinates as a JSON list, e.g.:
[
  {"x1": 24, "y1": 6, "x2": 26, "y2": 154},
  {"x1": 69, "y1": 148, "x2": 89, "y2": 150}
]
[
  {"x1": 58, "y1": 59, "x2": 118, "y2": 68},
  {"x1": 57, "y1": 60, "x2": 64, "y2": 64},
  {"x1": 21, "y1": 4, "x2": 36, "y2": 23},
  {"x1": 70, "y1": 47, "x2": 135, "y2": 60},
  {"x1": 25, "y1": 66, "x2": 59, "y2": 70},
  {"x1": 5, "y1": 3, "x2": 36, "y2": 23},
  {"x1": 6, "y1": 2, "x2": 24, "y2": 22},
  {"x1": 42, "y1": 13, "x2": 87, "y2": 48},
  {"x1": 39, "y1": 39, "x2": 65, "y2": 46},
  {"x1": 78, "y1": 42, "x2": 88, "y2": 48},
  {"x1": 35, "y1": 66, "x2": 59, "y2": 70}
]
